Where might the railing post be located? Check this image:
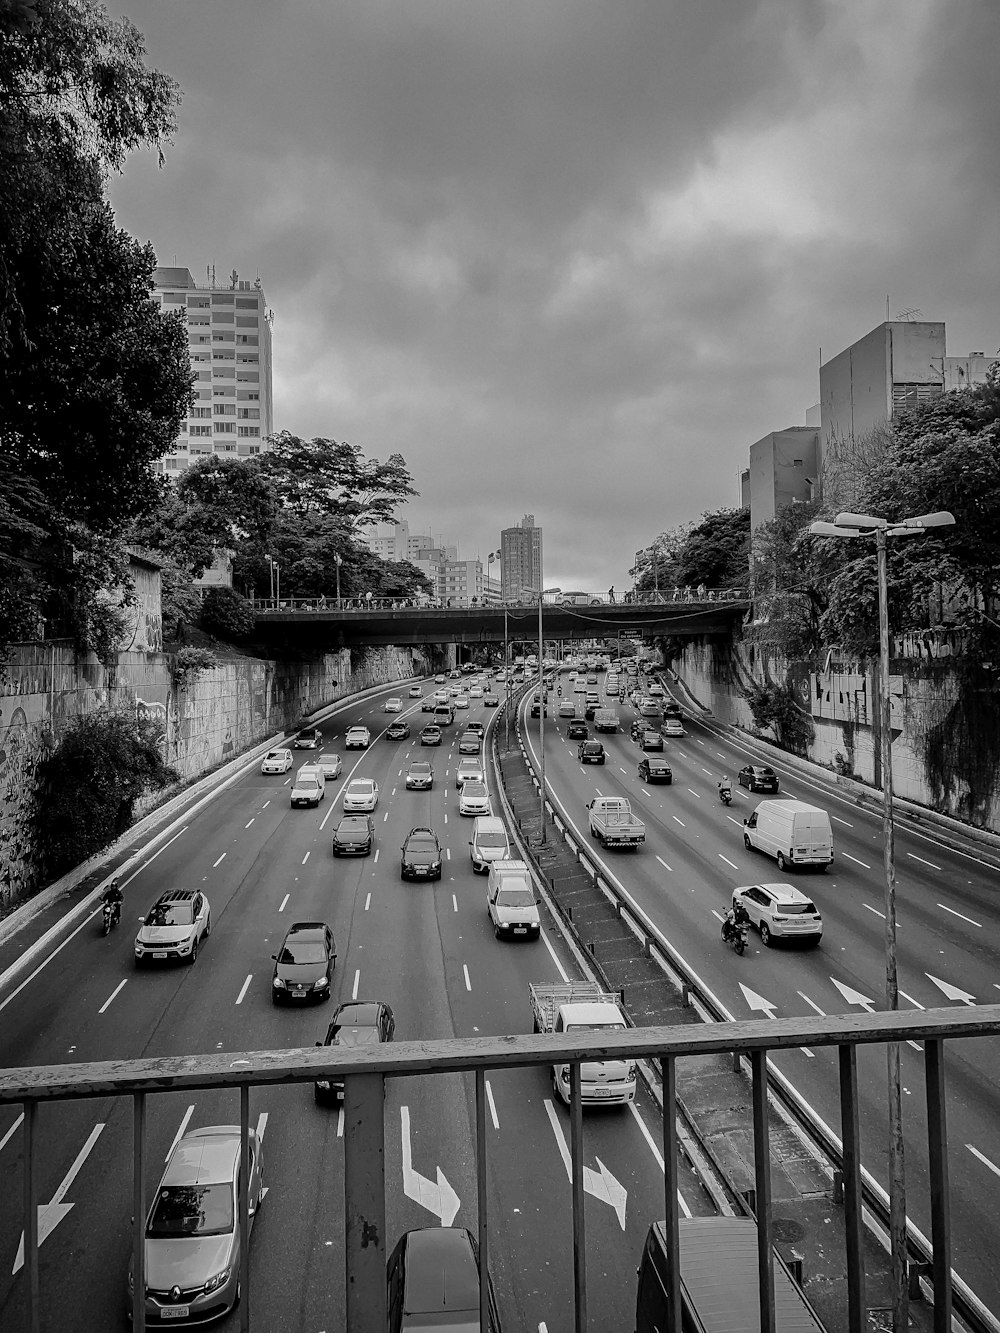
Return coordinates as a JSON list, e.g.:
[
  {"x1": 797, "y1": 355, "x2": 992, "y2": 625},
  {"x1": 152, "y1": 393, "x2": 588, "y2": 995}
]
[
  {"x1": 132, "y1": 1092, "x2": 146, "y2": 1333},
  {"x1": 476, "y1": 1069, "x2": 490, "y2": 1333},
  {"x1": 838, "y1": 1044, "x2": 865, "y2": 1328},
  {"x1": 570, "y1": 1063, "x2": 587, "y2": 1333},
  {"x1": 23, "y1": 1100, "x2": 39, "y2": 1333},
  {"x1": 924, "y1": 1038, "x2": 953, "y2": 1330},
  {"x1": 239, "y1": 1085, "x2": 251, "y2": 1332},
  {"x1": 344, "y1": 1072, "x2": 387, "y2": 1333},
  {"x1": 750, "y1": 1051, "x2": 776, "y2": 1333},
  {"x1": 660, "y1": 1056, "x2": 682, "y2": 1333}
]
